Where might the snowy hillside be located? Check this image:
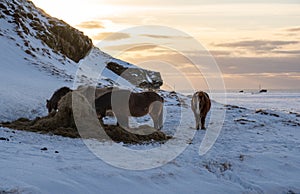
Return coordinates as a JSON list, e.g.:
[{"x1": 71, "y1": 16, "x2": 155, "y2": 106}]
[{"x1": 0, "y1": 0, "x2": 161, "y2": 122}]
